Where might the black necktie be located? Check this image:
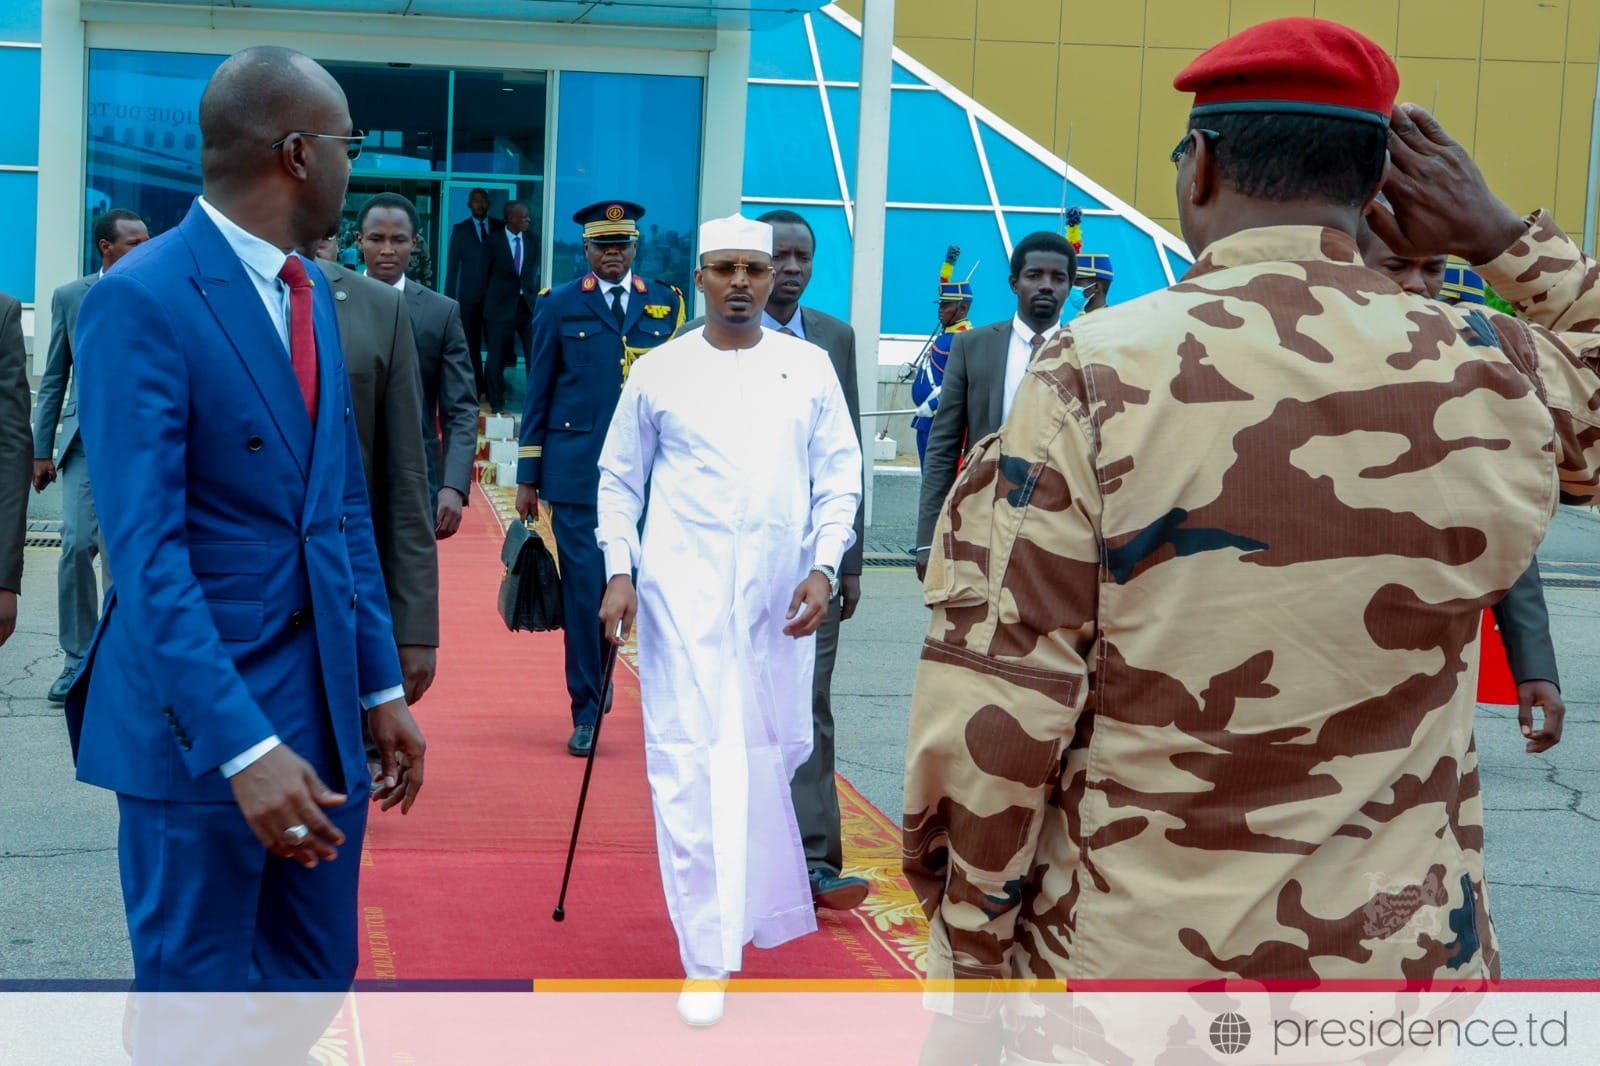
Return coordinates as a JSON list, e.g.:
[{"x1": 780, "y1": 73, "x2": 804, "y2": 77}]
[
  {"x1": 609, "y1": 285, "x2": 626, "y2": 329},
  {"x1": 478, "y1": 220, "x2": 488, "y2": 243}
]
